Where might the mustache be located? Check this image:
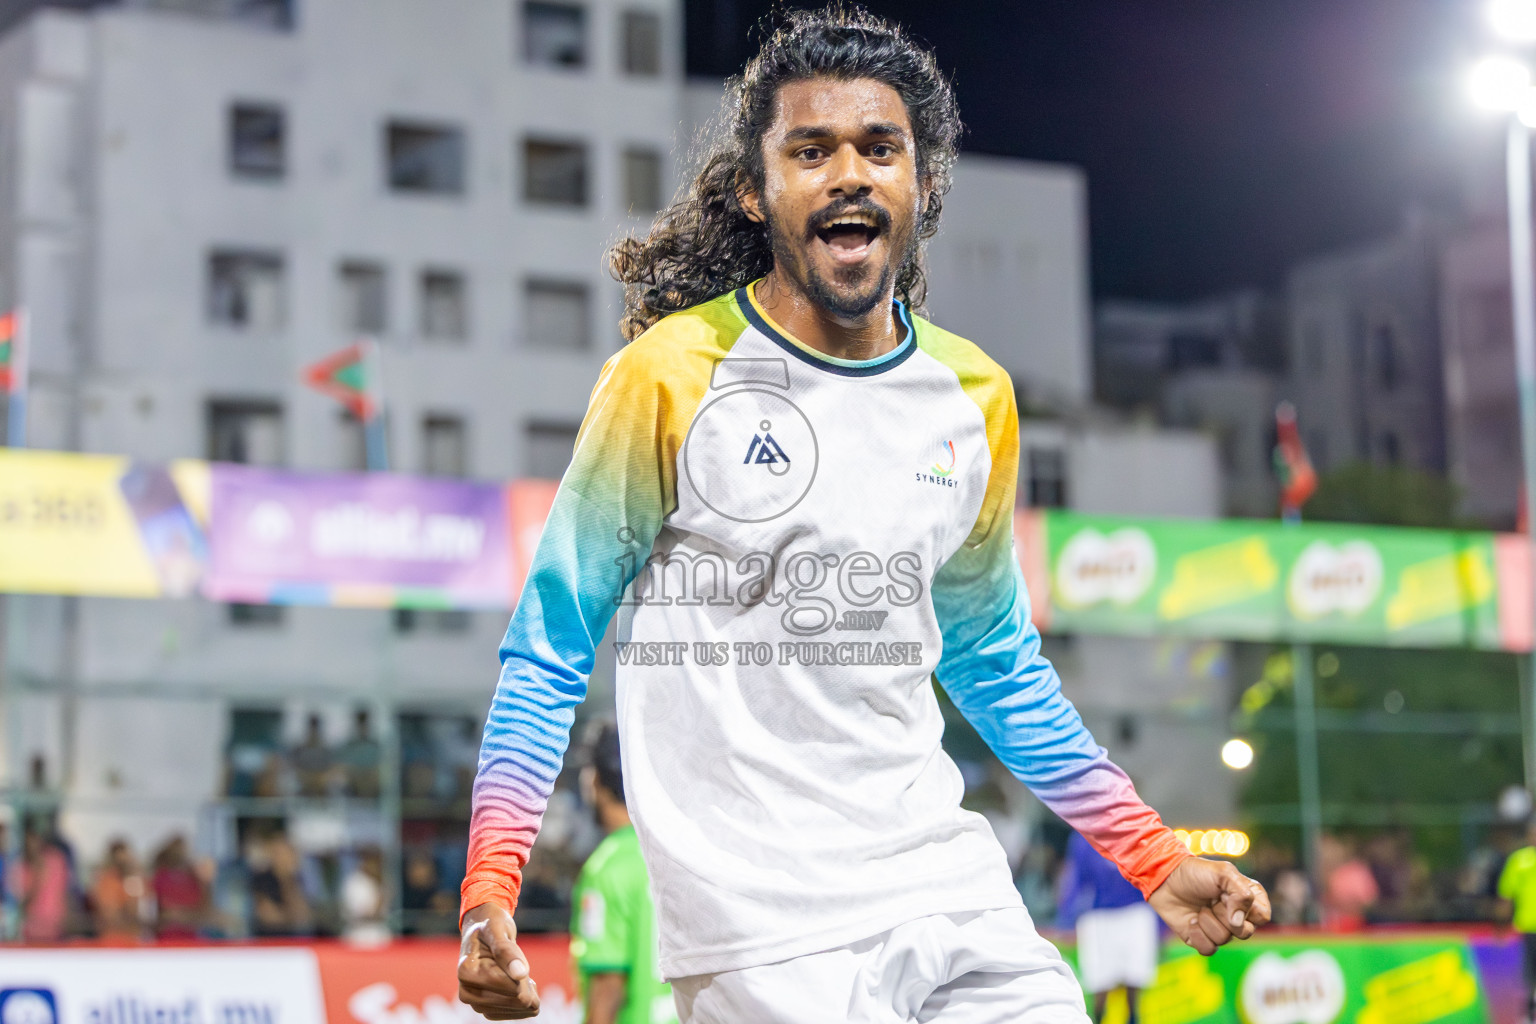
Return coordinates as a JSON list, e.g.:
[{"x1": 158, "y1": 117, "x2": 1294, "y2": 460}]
[{"x1": 804, "y1": 198, "x2": 892, "y2": 239}]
